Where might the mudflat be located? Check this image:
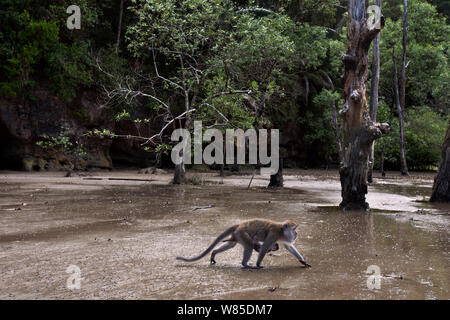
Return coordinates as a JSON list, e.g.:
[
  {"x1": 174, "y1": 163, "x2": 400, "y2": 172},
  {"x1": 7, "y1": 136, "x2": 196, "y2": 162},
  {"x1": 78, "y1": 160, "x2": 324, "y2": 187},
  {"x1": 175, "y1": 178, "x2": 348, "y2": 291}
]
[{"x1": 0, "y1": 170, "x2": 448, "y2": 299}]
